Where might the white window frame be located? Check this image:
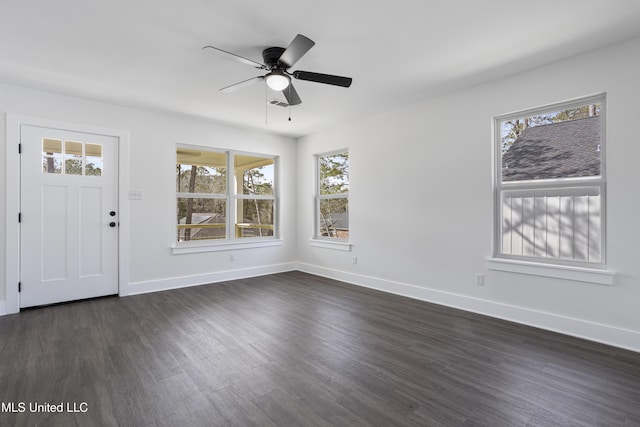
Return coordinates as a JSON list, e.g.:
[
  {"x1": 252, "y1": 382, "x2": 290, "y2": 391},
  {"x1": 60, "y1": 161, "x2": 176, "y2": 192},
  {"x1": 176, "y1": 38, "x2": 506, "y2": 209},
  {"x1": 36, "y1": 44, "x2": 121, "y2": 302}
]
[
  {"x1": 172, "y1": 144, "x2": 281, "y2": 254},
  {"x1": 311, "y1": 149, "x2": 351, "y2": 251},
  {"x1": 490, "y1": 94, "x2": 615, "y2": 284}
]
